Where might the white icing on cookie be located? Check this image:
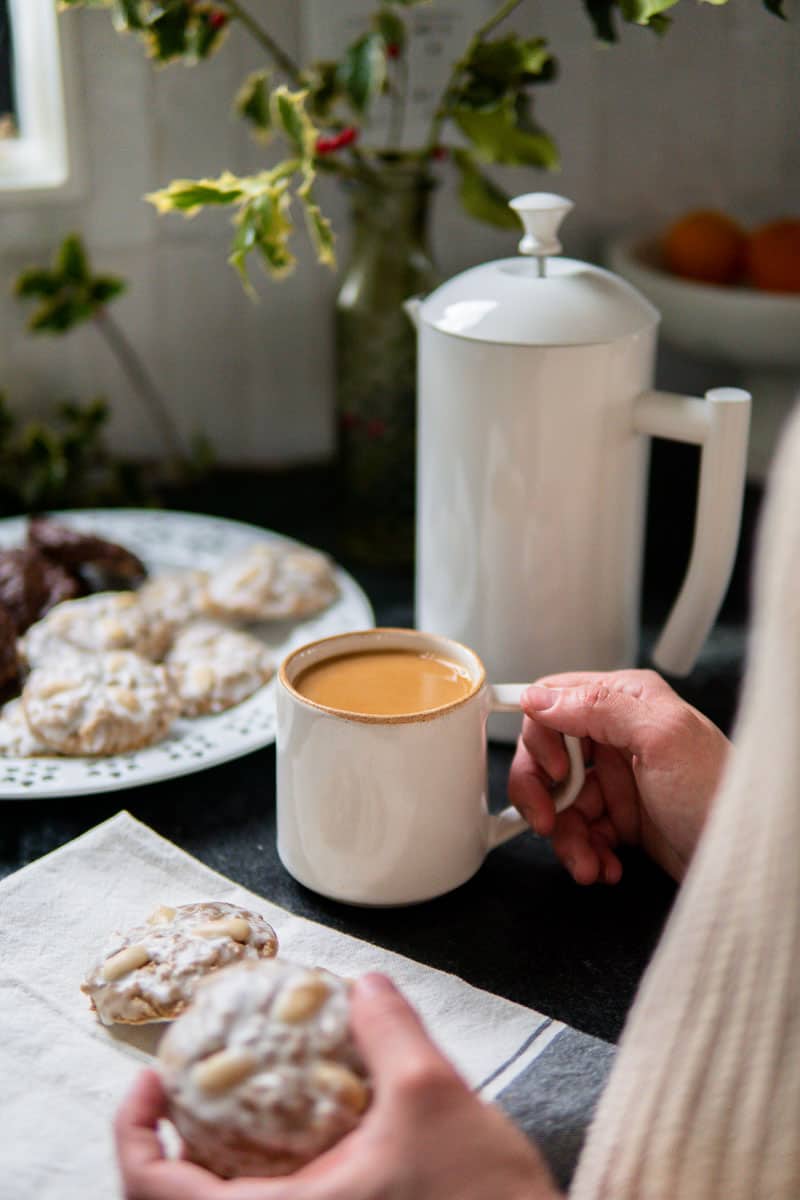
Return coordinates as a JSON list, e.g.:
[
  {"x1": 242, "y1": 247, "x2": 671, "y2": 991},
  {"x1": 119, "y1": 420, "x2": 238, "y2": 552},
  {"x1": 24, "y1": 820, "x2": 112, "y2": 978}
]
[
  {"x1": 23, "y1": 650, "x2": 179, "y2": 756},
  {"x1": 205, "y1": 543, "x2": 338, "y2": 622},
  {"x1": 158, "y1": 960, "x2": 368, "y2": 1178},
  {"x1": 0, "y1": 698, "x2": 49, "y2": 757},
  {"x1": 20, "y1": 591, "x2": 171, "y2": 666},
  {"x1": 166, "y1": 621, "x2": 274, "y2": 716},
  {"x1": 138, "y1": 570, "x2": 211, "y2": 633},
  {"x1": 81, "y1": 902, "x2": 279, "y2": 1025}
]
